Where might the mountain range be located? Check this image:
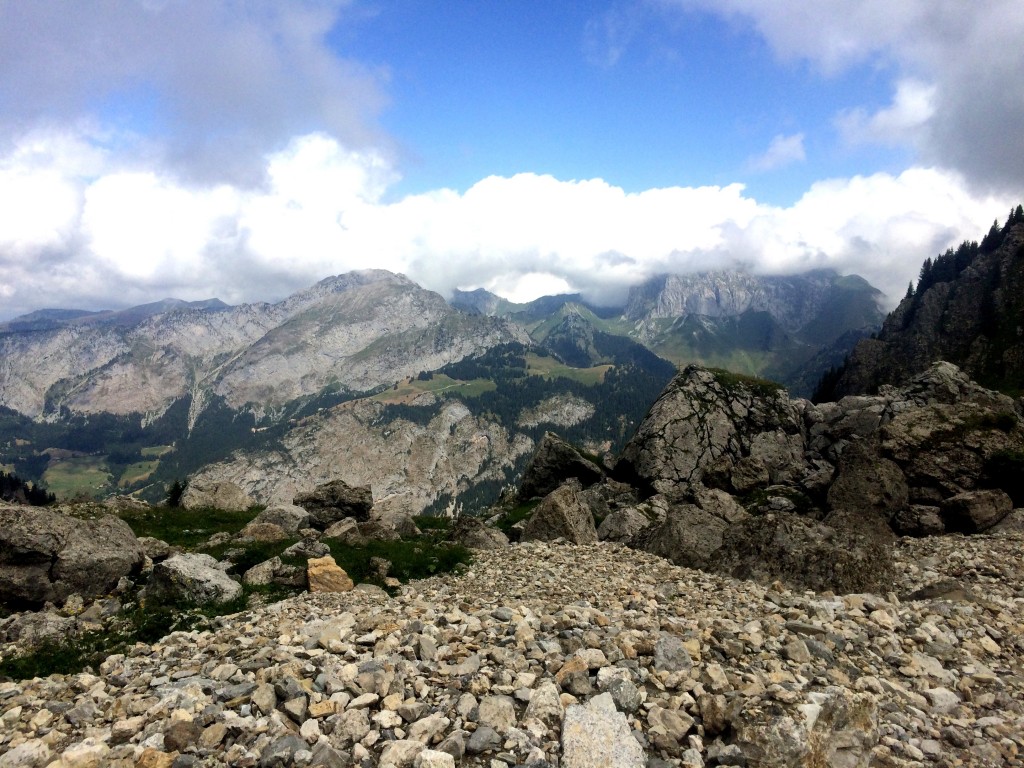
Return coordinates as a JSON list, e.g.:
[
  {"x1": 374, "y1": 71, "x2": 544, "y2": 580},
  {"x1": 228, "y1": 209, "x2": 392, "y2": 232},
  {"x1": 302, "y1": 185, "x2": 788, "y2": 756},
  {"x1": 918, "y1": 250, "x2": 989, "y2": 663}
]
[{"x1": 0, "y1": 266, "x2": 884, "y2": 510}]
